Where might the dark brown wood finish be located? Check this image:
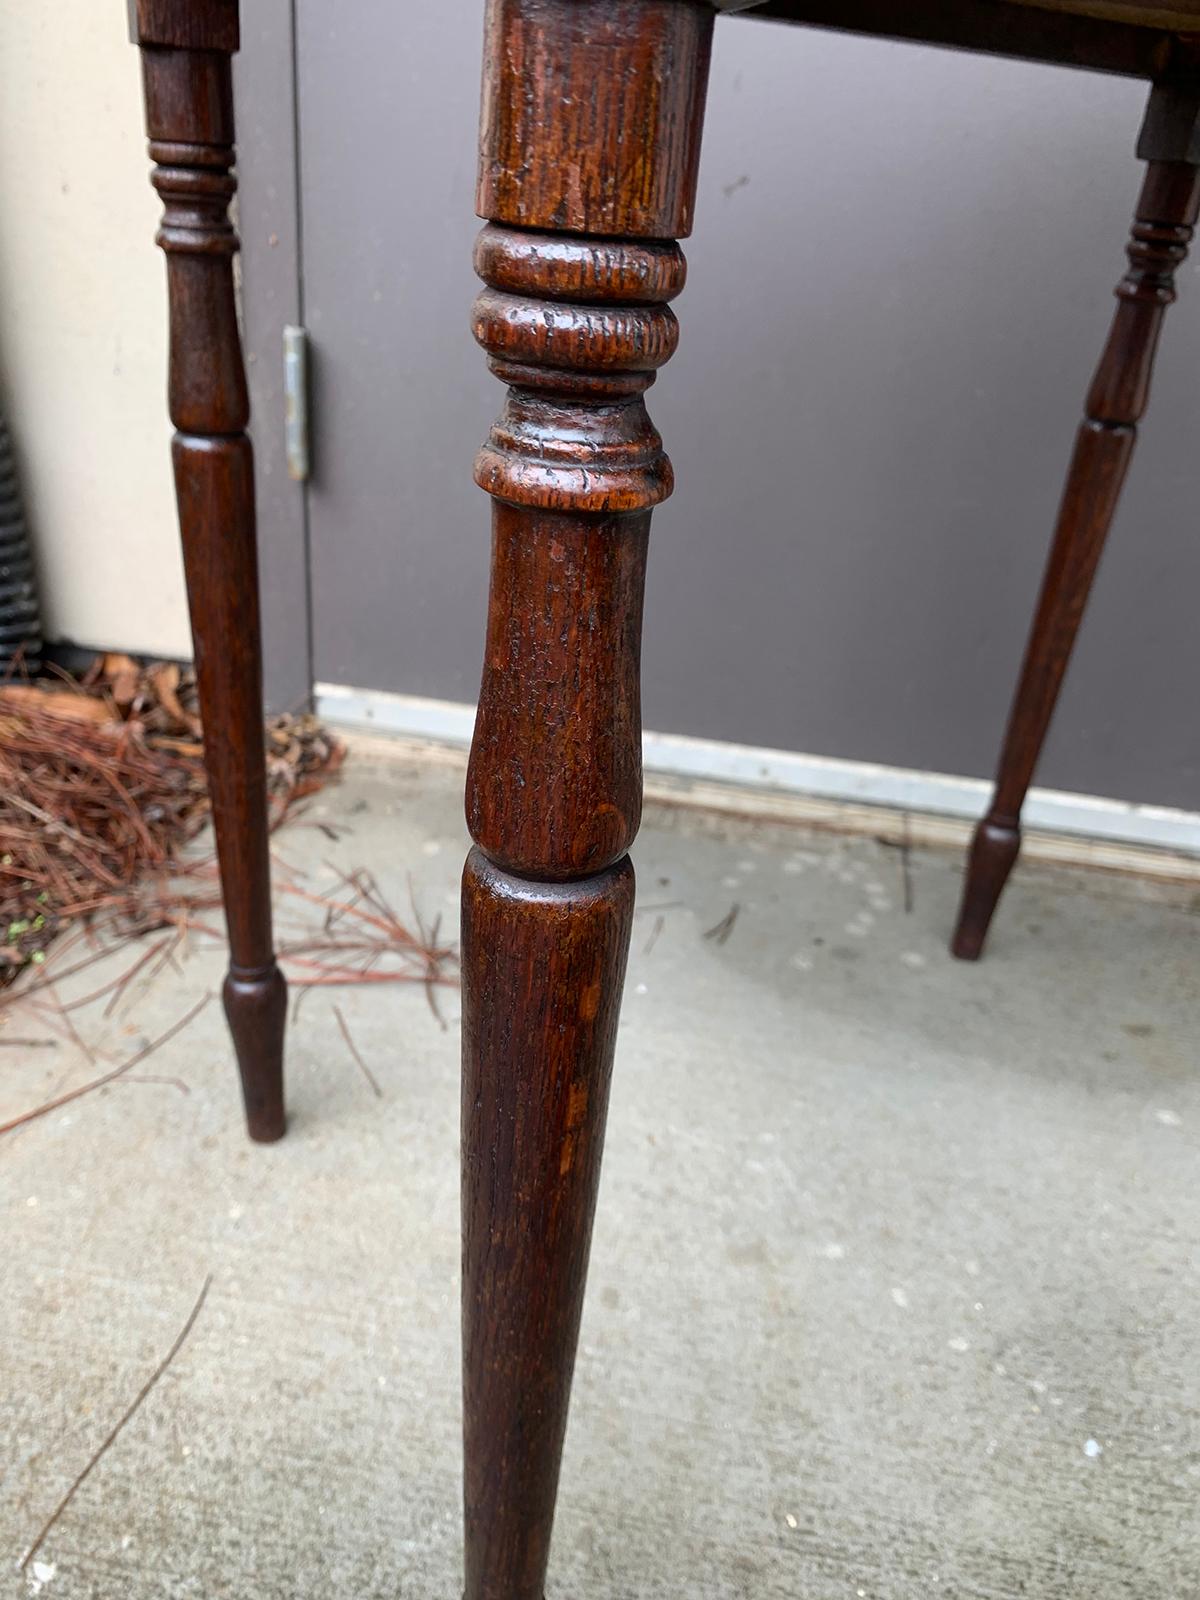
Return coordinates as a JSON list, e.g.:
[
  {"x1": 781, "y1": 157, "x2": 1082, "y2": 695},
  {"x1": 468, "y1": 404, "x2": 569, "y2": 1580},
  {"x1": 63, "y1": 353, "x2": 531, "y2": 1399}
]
[
  {"x1": 128, "y1": 0, "x2": 239, "y2": 52},
  {"x1": 462, "y1": 852, "x2": 635, "y2": 1600},
  {"x1": 738, "y1": 0, "x2": 1181, "y2": 76},
  {"x1": 953, "y1": 78, "x2": 1200, "y2": 959},
  {"x1": 132, "y1": 0, "x2": 286, "y2": 1139},
  {"x1": 463, "y1": 3, "x2": 712, "y2": 1595}
]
